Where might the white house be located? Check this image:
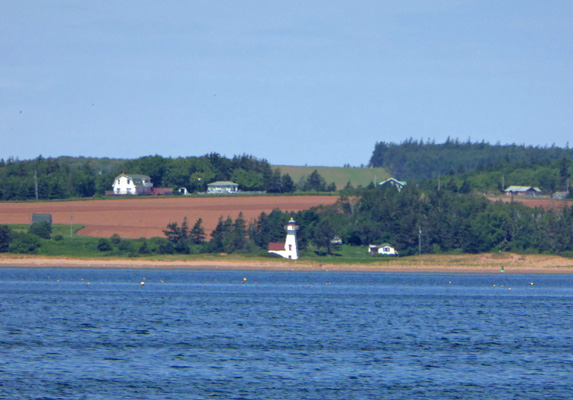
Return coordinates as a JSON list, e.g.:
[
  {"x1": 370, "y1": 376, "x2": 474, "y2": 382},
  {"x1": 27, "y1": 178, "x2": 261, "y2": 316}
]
[
  {"x1": 368, "y1": 243, "x2": 398, "y2": 256},
  {"x1": 112, "y1": 173, "x2": 153, "y2": 195},
  {"x1": 504, "y1": 186, "x2": 541, "y2": 197},
  {"x1": 268, "y1": 218, "x2": 299, "y2": 260},
  {"x1": 207, "y1": 181, "x2": 239, "y2": 194},
  {"x1": 380, "y1": 178, "x2": 407, "y2": 192}
]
